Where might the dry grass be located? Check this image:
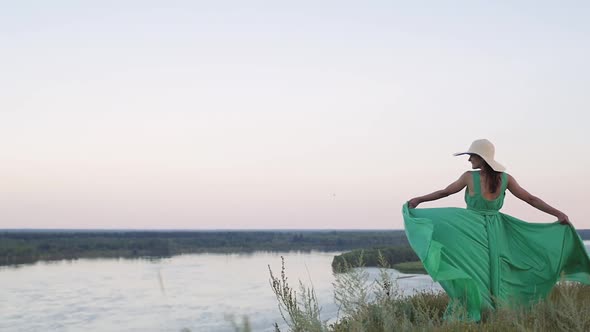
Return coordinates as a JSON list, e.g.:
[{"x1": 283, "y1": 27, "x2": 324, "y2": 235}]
[{"x1": 269, "y1": 256, "x2": 590, "y2": 332}]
